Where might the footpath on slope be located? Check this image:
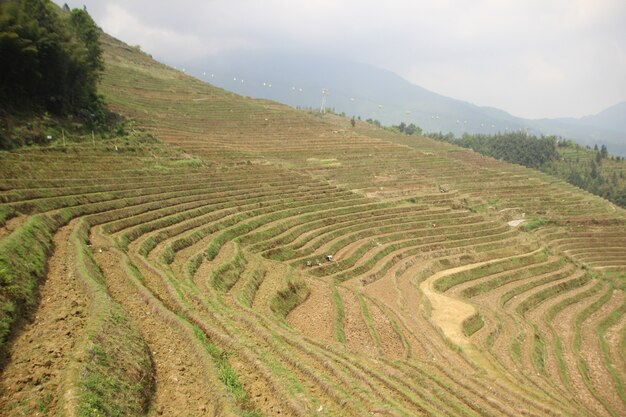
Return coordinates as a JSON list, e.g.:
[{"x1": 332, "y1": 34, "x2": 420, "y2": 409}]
[
  {"x1": 0, "y1": 222, "x2": 87, "y2": 416},
  {"x1": 419, "y1": 249, "x2": 543, "y2": 360}
]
